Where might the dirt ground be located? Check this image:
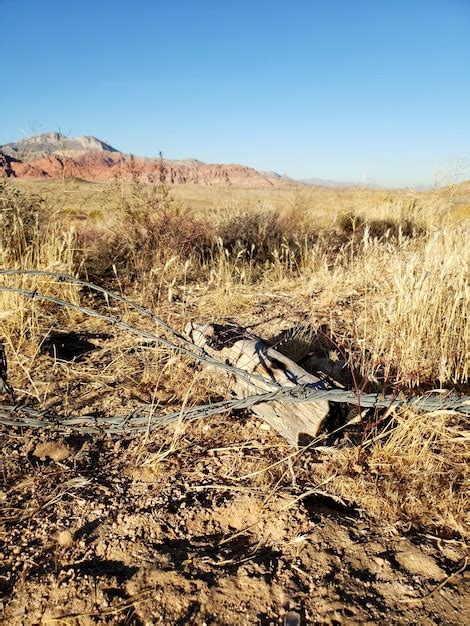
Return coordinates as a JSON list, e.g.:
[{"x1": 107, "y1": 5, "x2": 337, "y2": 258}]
[
  {"x1": 0, "y1": 262, "x2": 468, "y2": 625},
  {"x1": 1, "y1": 410, "x2": 468, "y2": 625}
]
